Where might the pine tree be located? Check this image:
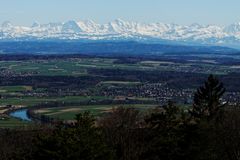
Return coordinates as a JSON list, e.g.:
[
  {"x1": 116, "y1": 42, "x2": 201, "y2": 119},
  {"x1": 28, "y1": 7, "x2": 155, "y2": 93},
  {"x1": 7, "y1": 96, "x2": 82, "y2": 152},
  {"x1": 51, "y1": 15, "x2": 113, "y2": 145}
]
[
  {"x1": 34, "y1": 112, "x2": 114, "y2": 160},
  {"x1": 190, "y1": 74, "x2": 226, "y2": 120}
]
